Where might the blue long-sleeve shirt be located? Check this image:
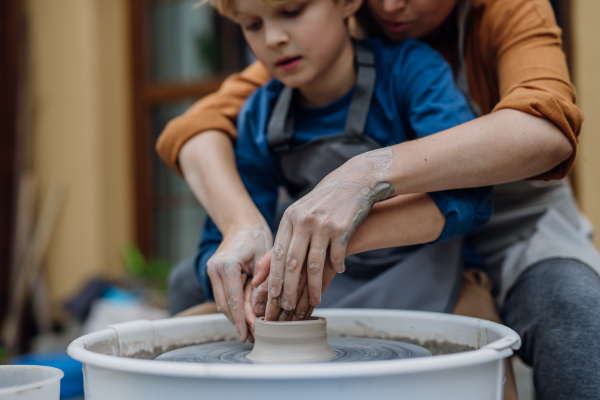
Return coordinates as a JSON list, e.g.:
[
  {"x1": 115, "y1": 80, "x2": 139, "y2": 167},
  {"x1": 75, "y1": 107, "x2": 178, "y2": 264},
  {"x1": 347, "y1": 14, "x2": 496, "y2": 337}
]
[{"x1": 197, "y1": 38, "x2": 493, "y2": 299}]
